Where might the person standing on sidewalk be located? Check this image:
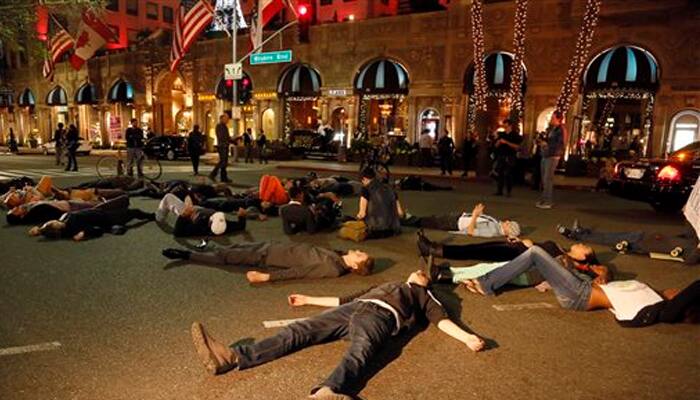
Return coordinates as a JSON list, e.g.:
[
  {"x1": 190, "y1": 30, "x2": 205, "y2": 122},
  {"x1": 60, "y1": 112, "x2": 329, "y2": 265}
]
[
  {"x1": 492, "y1": 119, "x2": 522, "y2": 197},
  {"x1": 243, "y1": 128, "x2": 253, "y2": 163},
  {"x1": 52, "y1": 123, "x2": 65, "y2": 166},
  {"x1": 125, "y1": 119, "x2": 145, "y2": 178},
  {"x1": 64, "y1": 124, "x2": 80, "y2": 172},
  {"x1": 536, "y1": 111, "x2": 566, "y2": 209},
  {"x1": 418, "y1": 129, "x2": 433, "y2": 168},
  {"x1": 209, "y1": 114, "x2": 231, "y2": 183},
  {"x1": 187, "y1": 125, "x2": 205, "y2": 176},
  {"x1": 438, "y1": 130, "x2": 455, "y2": 176},
  {"x1": 257, "y1": 130, "x2": 268, "y2": 164},
  {"x1": 461, "y1": 132, "x2": 477, "y2": 177}
]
